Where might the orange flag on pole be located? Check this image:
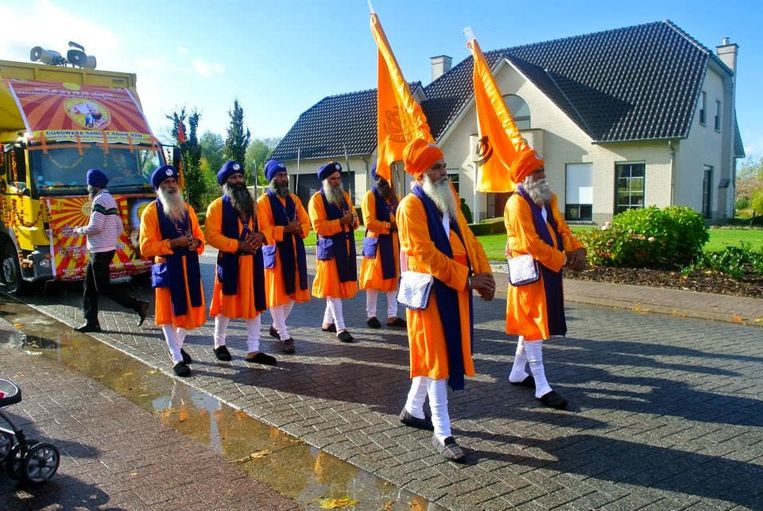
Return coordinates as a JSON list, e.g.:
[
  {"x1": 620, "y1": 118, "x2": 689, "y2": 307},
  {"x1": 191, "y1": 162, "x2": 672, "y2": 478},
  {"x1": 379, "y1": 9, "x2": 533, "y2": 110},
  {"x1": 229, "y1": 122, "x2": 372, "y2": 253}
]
[
  {"x1": 467, "y1": 33, "x2": 543, "y2": 192},
  {"x1": 370, "y1": 10, "x2": 433, "y2": 181}
]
